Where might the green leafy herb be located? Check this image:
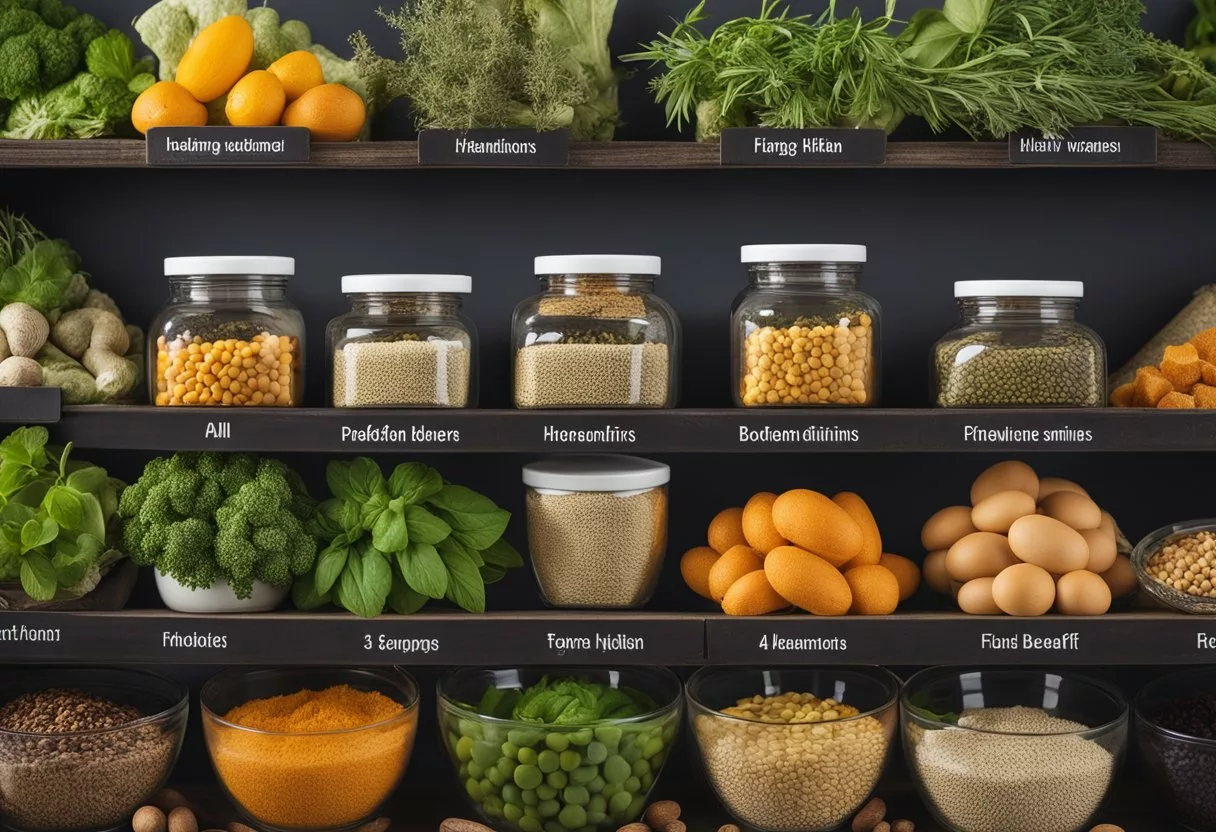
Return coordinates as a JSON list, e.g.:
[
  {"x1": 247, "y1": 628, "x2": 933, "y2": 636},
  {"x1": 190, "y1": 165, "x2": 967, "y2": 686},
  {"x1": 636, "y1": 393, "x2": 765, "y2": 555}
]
[
  {"x1": 0, "y1": 210, "x2": 84, "y2": 314},
  {"x1": 0, "y1": 426, "x2": 125, "y2": 603},
  {"x1": 298, "y1": 458, "x2": 519, "y2": 618},
  {"x1": 350, "y1": 0, "x2": 588, "y2": 132},
  {"x1": 627, "y1": 0, "x2": 1216, "y2": 143}
]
